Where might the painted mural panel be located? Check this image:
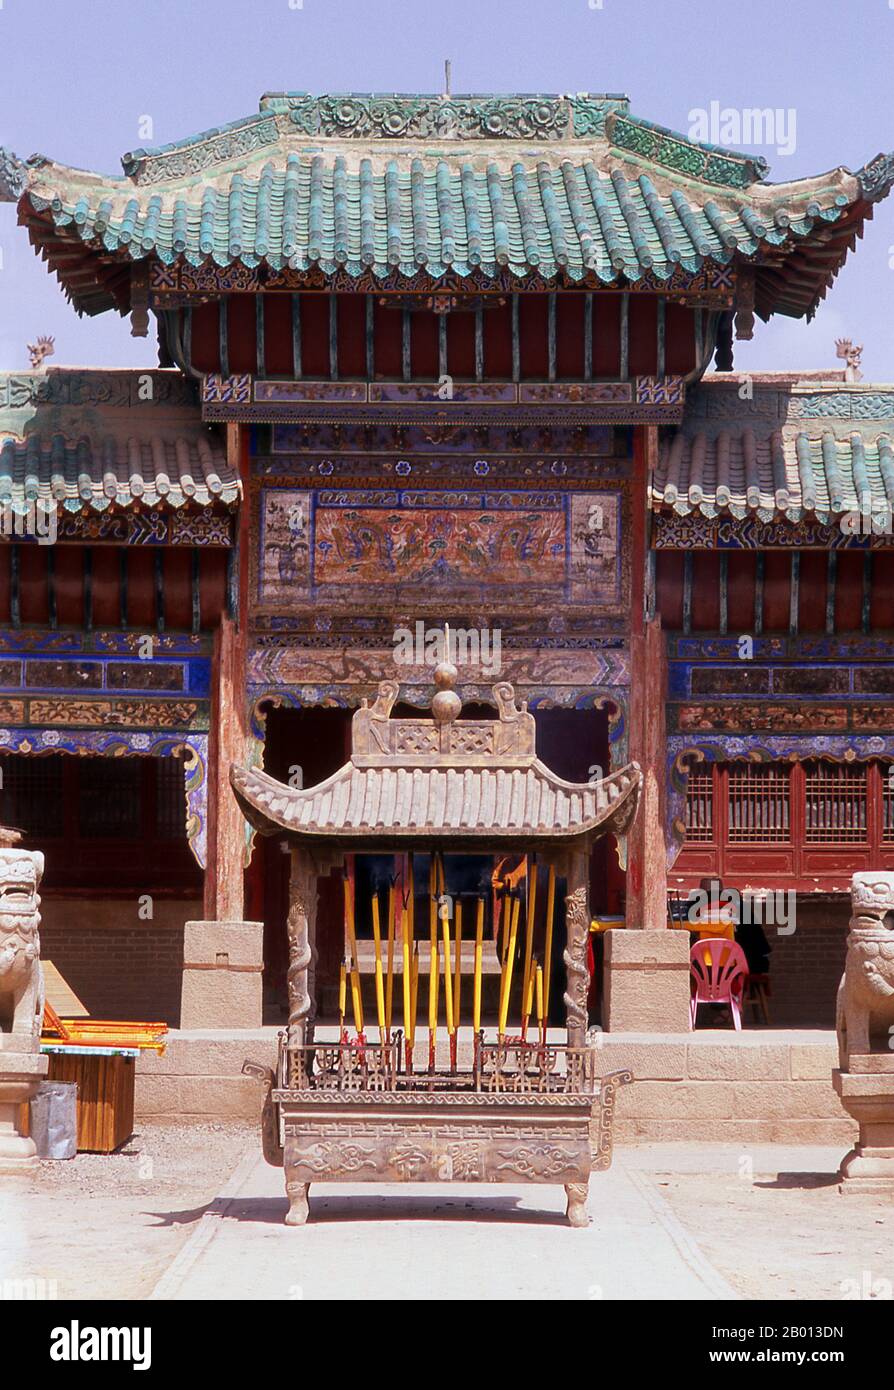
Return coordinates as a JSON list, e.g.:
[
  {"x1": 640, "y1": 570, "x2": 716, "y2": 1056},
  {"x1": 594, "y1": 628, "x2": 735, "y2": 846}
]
[{"x1": 255, "y1": 486, "x2": 624, "y2": 614}]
